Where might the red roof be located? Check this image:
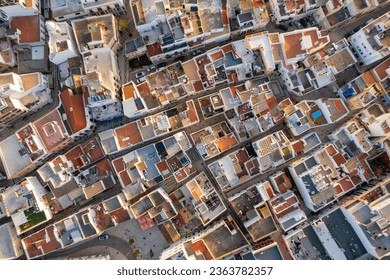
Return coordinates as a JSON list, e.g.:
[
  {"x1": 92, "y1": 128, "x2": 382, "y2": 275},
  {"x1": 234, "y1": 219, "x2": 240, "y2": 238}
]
[
  {"x1": 10, "y1": 15, "x2": 41, "y2": 44},
  {"x1": 146, "y1": 42, "x2": 163, "y2": 57},
  {"x1": 60, "y1": 88, "x2": 87, "y2": 134},
  {"x1": 32, "y1": 109, "x2": 68, "y2": 152},
  {"x1": 373, "y1": 57, "x2": 390, "y2": 81}
]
